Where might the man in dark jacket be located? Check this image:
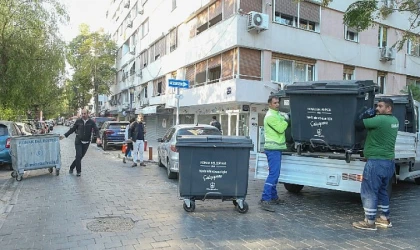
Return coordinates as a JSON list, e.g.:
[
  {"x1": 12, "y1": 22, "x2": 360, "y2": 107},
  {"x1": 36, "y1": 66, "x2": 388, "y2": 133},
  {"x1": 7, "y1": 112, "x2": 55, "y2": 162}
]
[
  {"x1": 60, "y1": 109, "x2": 101, "y2": 176},
  {"x1": 129, "y1": 115, "x2": 146, "y2": 167},
  {"x1": 210, "y1": 116, "x2": 221, "y2": 131}
]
